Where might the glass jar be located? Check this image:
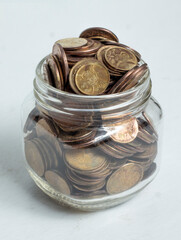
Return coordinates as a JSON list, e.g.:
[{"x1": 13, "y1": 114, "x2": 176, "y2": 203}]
[{"x1": 22, "y1": 56, "x2": 162, "y2": 211}]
